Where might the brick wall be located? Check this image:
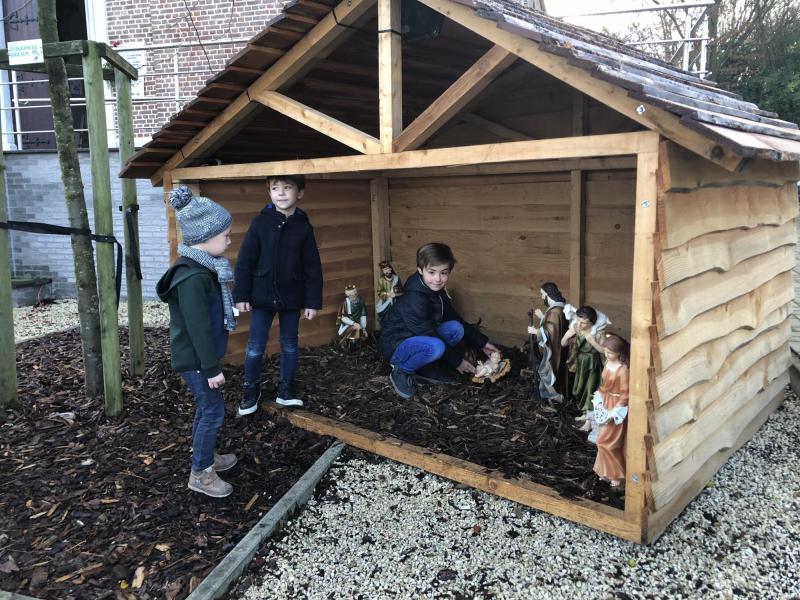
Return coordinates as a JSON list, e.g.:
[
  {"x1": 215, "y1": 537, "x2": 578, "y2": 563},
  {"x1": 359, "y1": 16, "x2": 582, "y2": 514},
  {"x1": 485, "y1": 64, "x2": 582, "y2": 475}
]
[
  {"x1": 106, "y1": 0, "x2": 283, "y2": 139},
  {"x1": 5, "y1": 151, "x2": 169, "y2": 302}
]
